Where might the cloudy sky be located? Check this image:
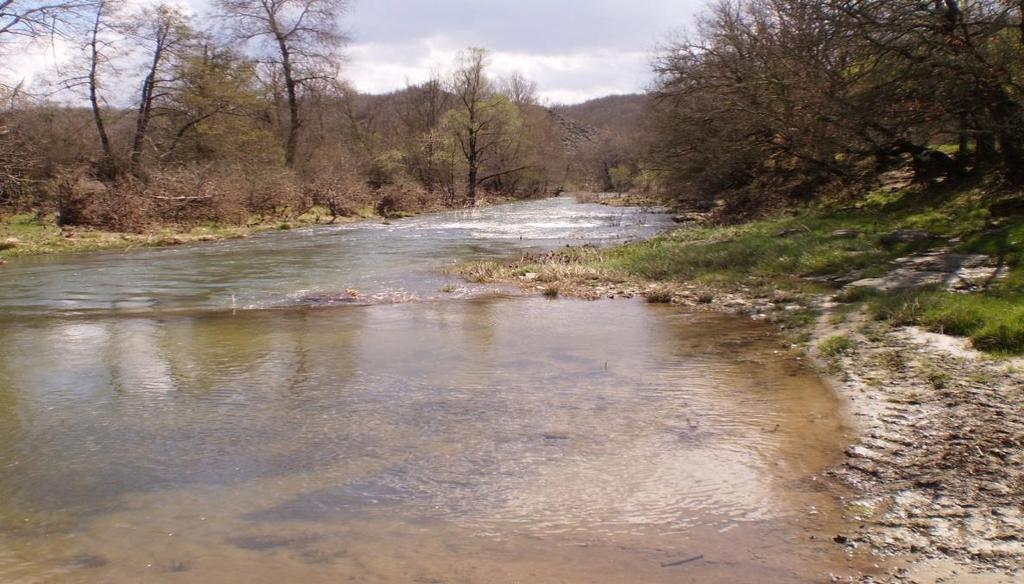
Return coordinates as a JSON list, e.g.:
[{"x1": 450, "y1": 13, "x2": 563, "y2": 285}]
[
  {"x1": 5, "y1": 0, "x2": 703, "y2": 105},
  {"x1": 342, "y1": 0, "x2": 702, "y2": 104}
]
